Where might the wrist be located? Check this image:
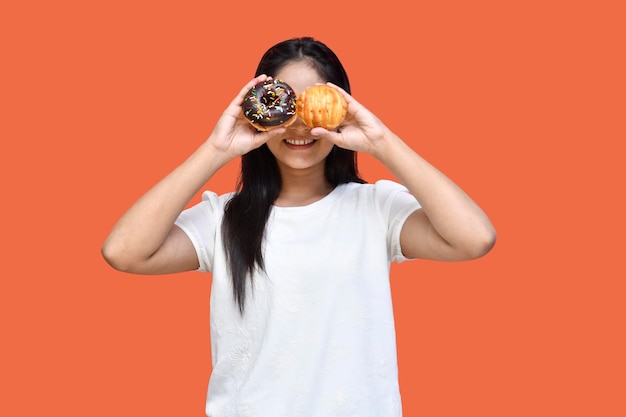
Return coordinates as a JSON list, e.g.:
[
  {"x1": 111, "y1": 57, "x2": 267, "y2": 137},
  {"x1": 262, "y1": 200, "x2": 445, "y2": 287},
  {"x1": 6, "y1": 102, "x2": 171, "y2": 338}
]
[
  {"x1": 370, "y1": 131, "x2": 405, "y2": 162},
  {"x1": 194, "y1": 140, "x2": 234, "y2": 171}
]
